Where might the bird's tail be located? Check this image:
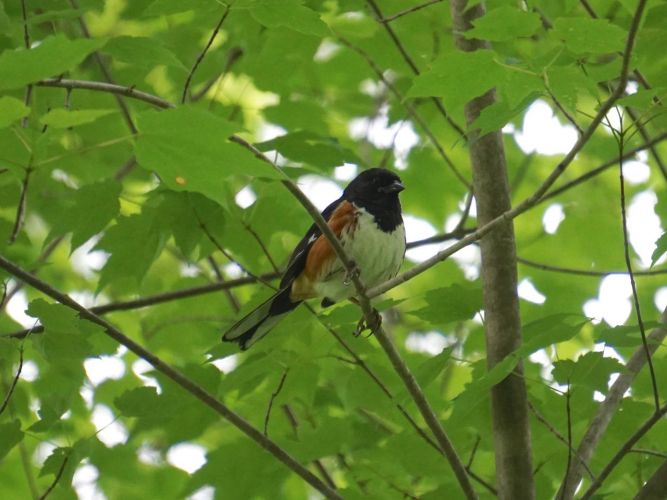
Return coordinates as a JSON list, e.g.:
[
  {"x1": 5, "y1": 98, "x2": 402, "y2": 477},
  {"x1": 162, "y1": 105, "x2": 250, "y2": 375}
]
[{"x1": 222, "y1": 287, "x2": 300, "y2": 350}]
